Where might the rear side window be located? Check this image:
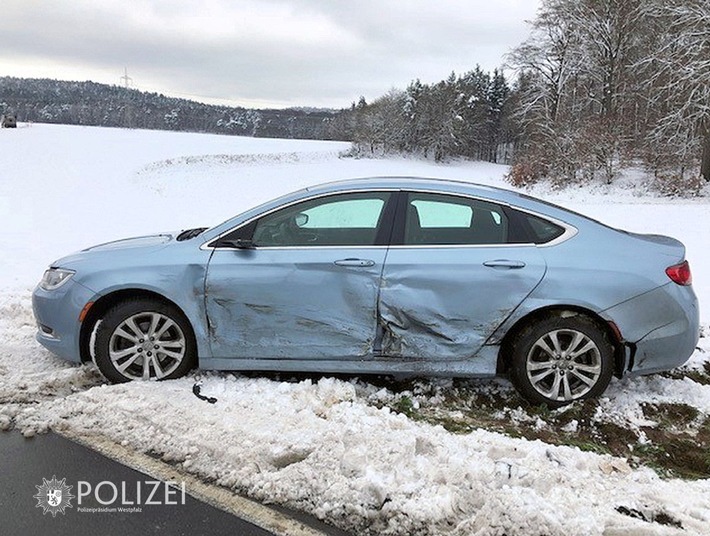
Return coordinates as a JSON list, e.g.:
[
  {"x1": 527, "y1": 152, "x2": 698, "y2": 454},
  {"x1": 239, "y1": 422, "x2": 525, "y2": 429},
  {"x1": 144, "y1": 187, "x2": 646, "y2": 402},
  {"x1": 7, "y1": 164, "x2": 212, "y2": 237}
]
[
  {"x1": 404, "y1": 193, "x2": 509, "y2": 245},
  {"x1": 523, "y1": 213, "x2": 565, "y2": 244}
]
